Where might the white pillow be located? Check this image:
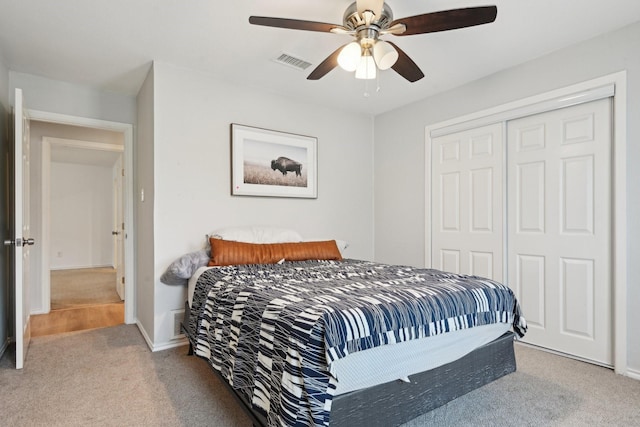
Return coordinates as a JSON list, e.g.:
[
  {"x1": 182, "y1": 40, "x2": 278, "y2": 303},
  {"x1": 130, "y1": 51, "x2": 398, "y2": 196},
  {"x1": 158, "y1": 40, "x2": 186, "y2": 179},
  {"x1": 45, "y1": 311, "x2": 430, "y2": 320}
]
[
  {"x1": 209, "y1": 226, "x2": 303, "y2": 244},
  {"x1": 305, "y1": 238, "x2": 349, "y2": 256}
]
